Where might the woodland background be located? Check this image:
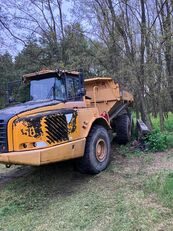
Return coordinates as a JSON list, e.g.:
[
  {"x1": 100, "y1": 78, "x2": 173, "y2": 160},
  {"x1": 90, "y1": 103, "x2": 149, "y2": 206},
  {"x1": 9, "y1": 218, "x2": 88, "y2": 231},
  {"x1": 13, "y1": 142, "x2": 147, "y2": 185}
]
[{"x1": 0, "y1": 0, "x2": 173, "y2": 130}]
